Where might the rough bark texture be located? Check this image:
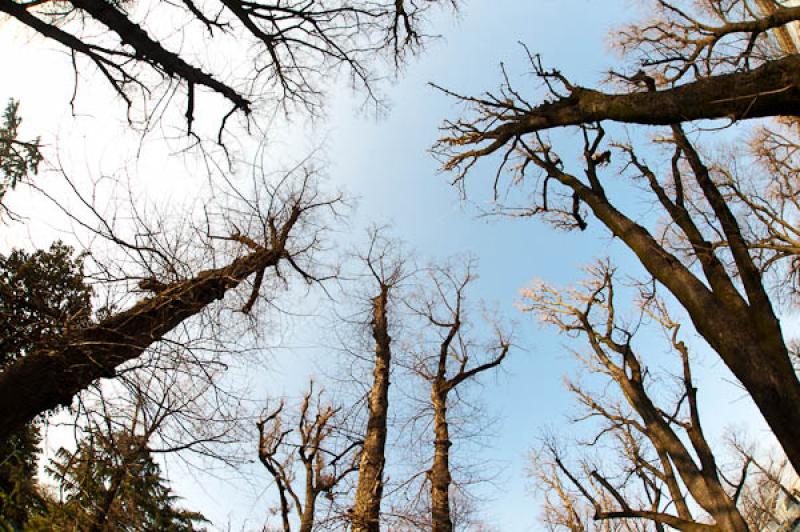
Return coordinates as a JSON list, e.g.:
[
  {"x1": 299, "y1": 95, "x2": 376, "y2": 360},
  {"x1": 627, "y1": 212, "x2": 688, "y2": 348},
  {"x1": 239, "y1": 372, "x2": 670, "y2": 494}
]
[
  {"x1": 351, "y1": 286, "x2": 392, "y2": 532},
  {"x1": 0, "y1": 245, "x2": 282, "y2": 442},
  {"x1": 440, "y1": 54, "x2": 800, "y2": 173},
  {"x1": 430, "y1": 384, "x2": 453, "y2": 532}
]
